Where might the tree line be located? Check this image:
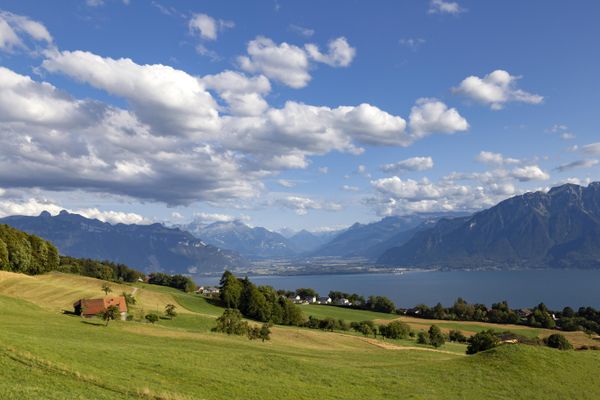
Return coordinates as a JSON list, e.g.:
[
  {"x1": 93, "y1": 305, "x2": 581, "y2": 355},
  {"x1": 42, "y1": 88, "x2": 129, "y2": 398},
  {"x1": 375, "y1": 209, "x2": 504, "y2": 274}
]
[
  {"x1": 0, "y1": 224, "x2": 60, "y2": 275},
  {"x1": 147, "y1": 272, "x2": 196, "y2": 292},
  {"x1": 59, "y1": 256, "x2": 144, "y2": 283}
]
